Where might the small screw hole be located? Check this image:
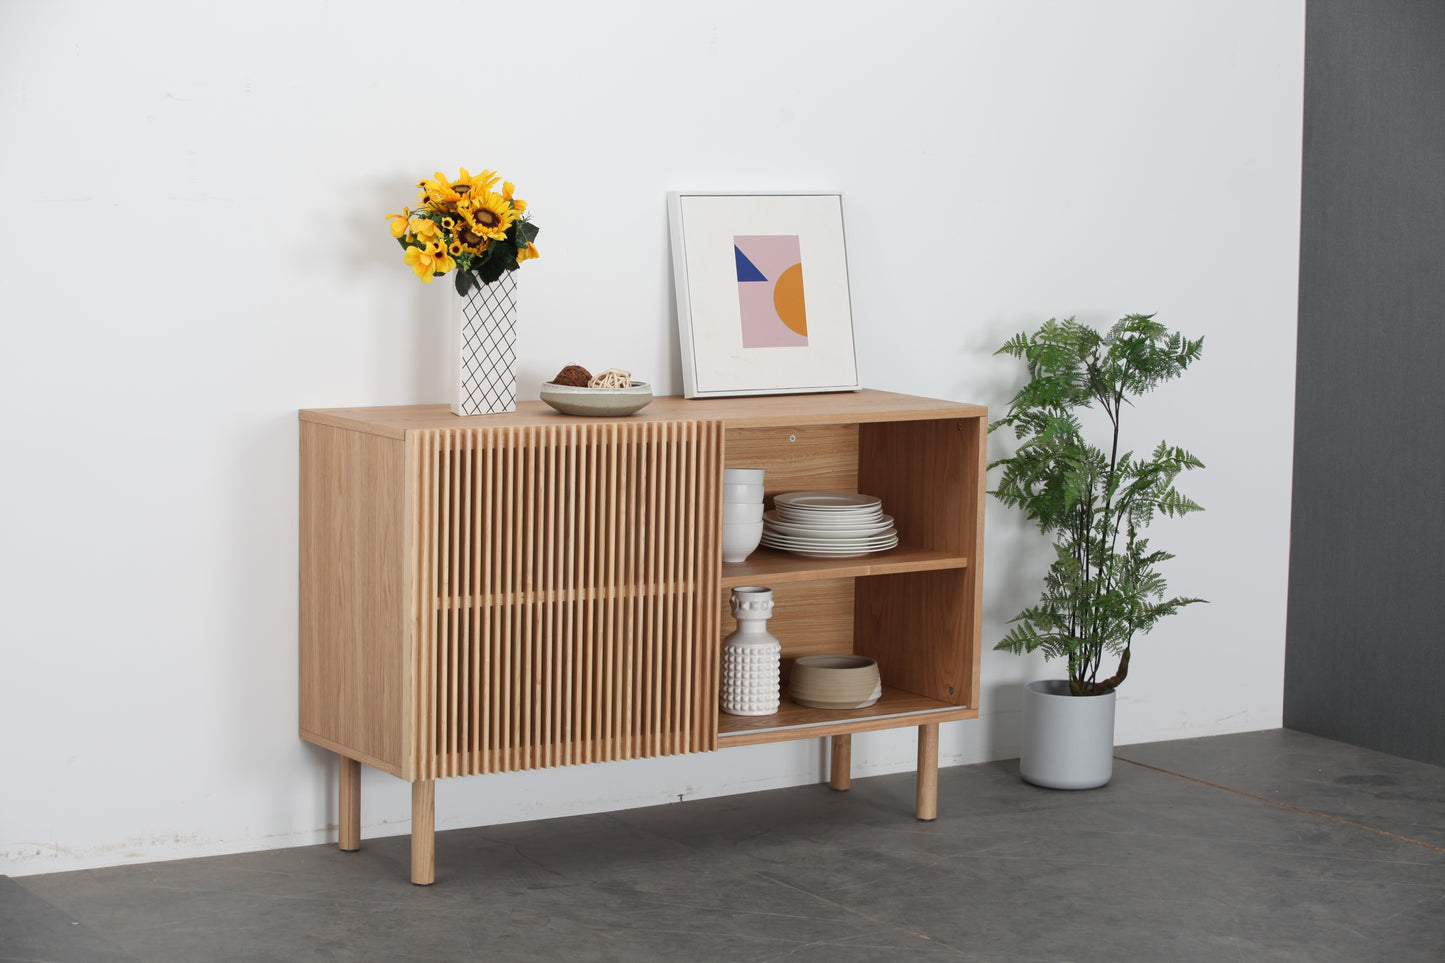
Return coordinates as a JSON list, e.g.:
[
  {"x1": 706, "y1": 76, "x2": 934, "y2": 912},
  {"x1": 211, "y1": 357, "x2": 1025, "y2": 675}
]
[{"x1": 789, "y1": 434, "x2": 797, "y2": 442}]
